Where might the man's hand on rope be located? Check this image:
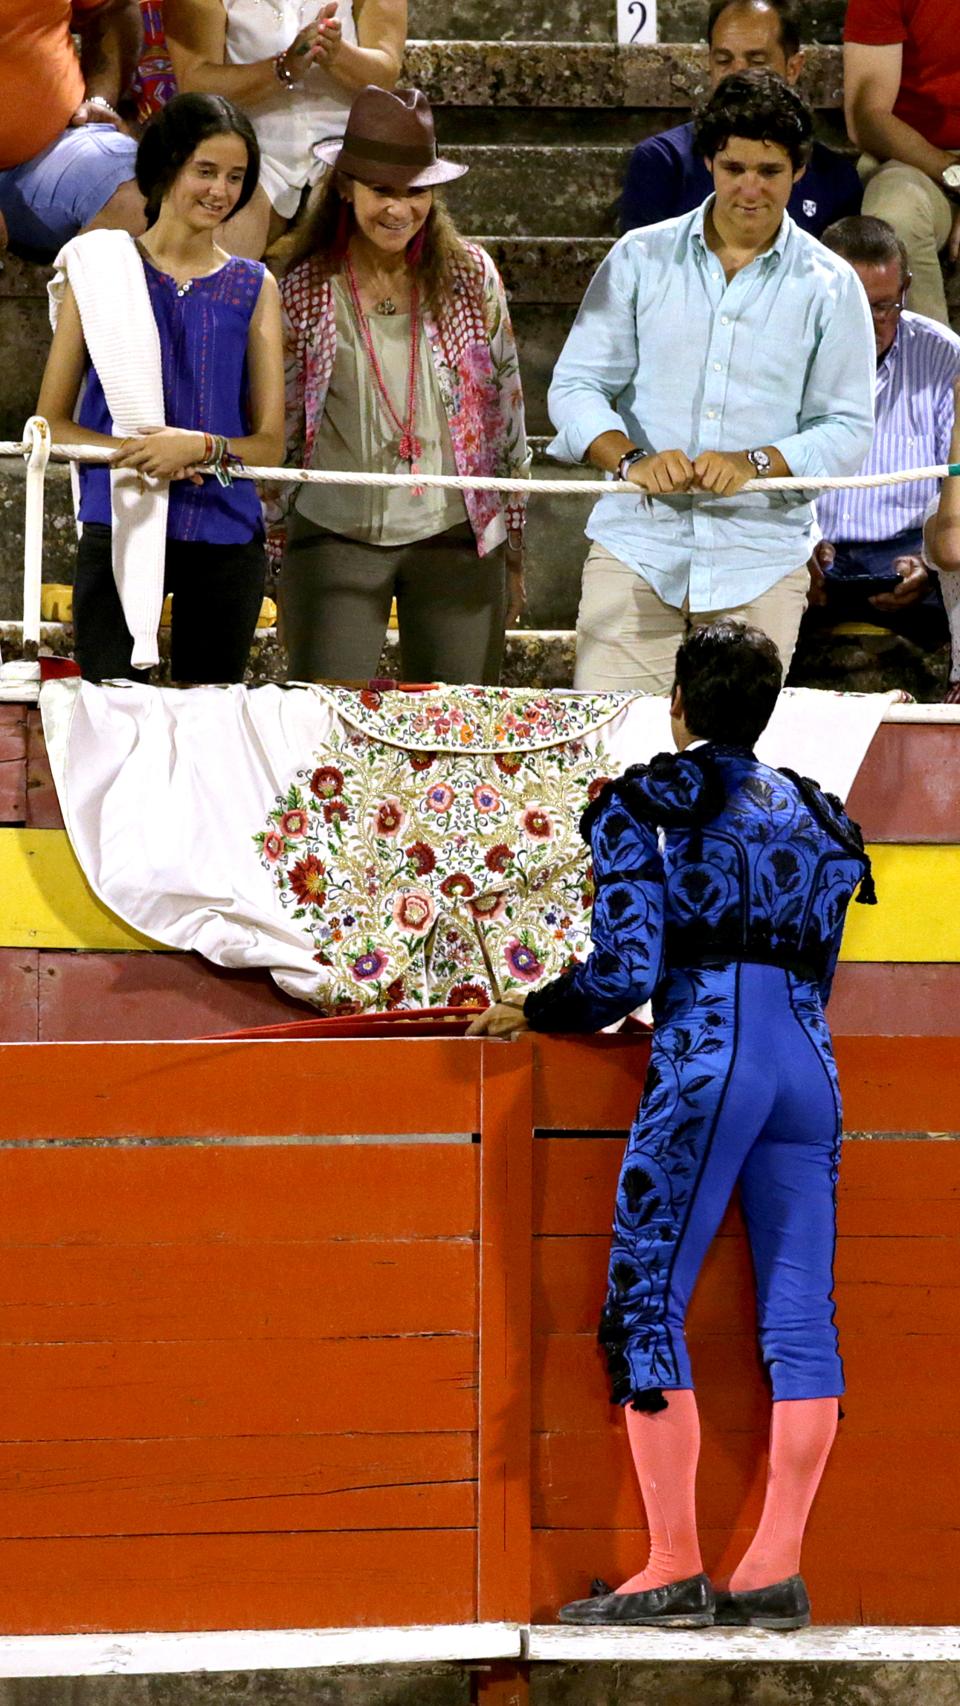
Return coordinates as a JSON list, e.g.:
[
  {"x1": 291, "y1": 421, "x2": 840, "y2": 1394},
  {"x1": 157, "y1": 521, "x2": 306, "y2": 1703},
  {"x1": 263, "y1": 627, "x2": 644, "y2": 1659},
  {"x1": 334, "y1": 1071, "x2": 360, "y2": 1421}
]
[
  {"x1": 869, "y1": 555, "x2": 929, "y2": 610},
  {"x1": 625, "y1": 449, "x2": 696, "y2": 494},
  {"x1": 692, "y1": 450, "x2": 755, "y2": 496},
  {"x1": 466, "y1": 999, "x2": 530, "y2": 1039}
]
